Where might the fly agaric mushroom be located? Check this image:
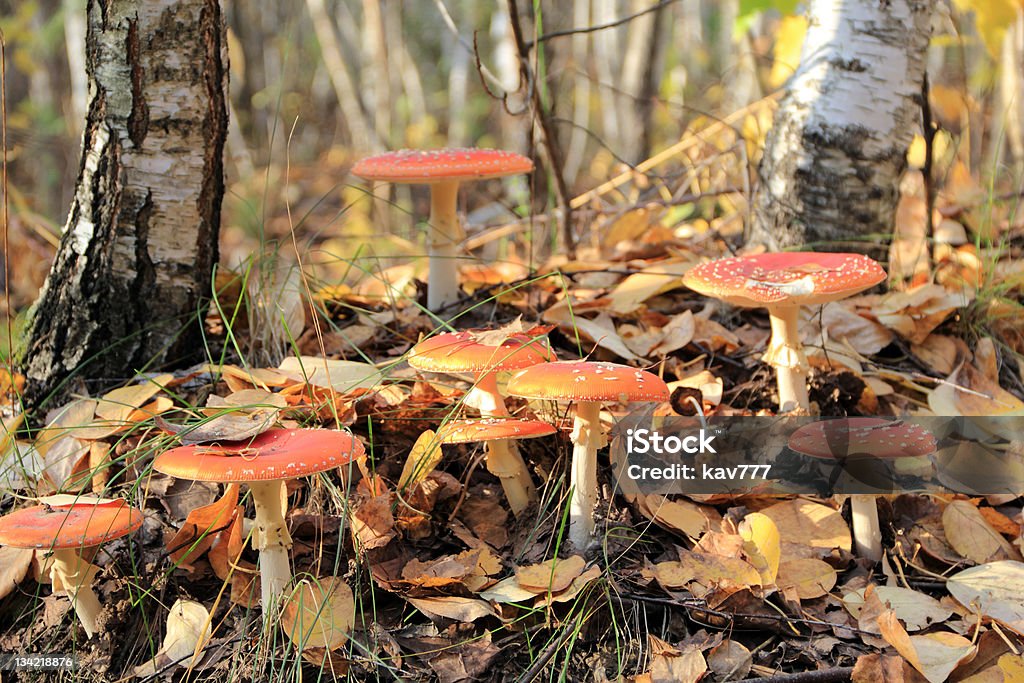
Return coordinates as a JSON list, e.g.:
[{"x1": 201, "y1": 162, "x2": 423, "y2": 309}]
[
  {"x1": 437, "y1": 417, "x2": 556, "y2": 446},
  {"x1": 507, "y1": 361, "x2": 669, "y2": 549},
  {"x1": 408, "y1": 330, "x2": 553, "y2": 516},
  {"x1": 0, "y1": 497, "x2": 143, "y2": 637},
  {"x1": 152, "y1": 428, "x2": 364, "y2": 613},
  {"x1": 682, "y1": 253, "x2": 886, "y2": 413},
  {"x1": 788, "y1": 418, "x2": 936, "y2": 561},
  {"x1": 351, "y1": 148, "x2": 533, "y2": 311}
]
